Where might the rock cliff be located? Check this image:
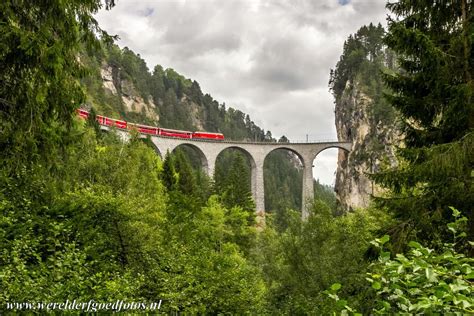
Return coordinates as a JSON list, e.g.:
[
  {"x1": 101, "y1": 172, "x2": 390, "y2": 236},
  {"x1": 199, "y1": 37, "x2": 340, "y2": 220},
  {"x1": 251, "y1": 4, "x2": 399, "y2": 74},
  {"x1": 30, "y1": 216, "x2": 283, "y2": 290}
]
[
  {"x1": 334, "y1": 80, "x2": 400, "y2": 211},
  {"x1": 330, "y1": 23, "x2": 402, "y2": 211},
  {"x1": 100, "y1": 64, "x2": 160, "y2": 123}
]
